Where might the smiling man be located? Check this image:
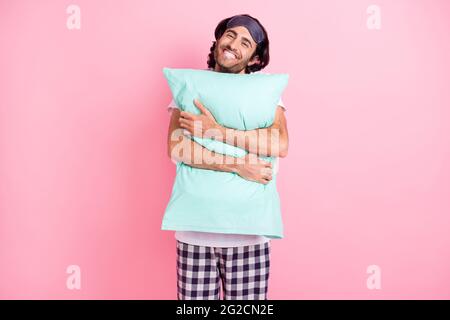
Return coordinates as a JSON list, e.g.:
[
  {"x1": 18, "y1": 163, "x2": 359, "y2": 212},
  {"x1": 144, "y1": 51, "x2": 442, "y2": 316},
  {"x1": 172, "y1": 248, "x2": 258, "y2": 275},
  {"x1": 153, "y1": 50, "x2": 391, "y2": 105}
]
[{"x1": 166, "y1": 14, "x2": 289, "y2": 300}]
